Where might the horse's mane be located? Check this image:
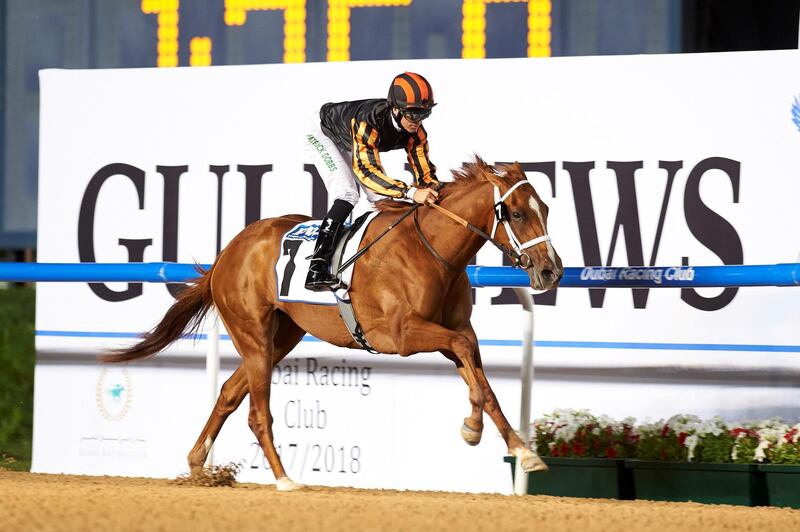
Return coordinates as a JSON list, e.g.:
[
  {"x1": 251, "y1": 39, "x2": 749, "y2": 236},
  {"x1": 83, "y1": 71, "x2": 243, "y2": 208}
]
[{"x1": 375, "y1": 155, "x2": 500, "y2": 212}]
